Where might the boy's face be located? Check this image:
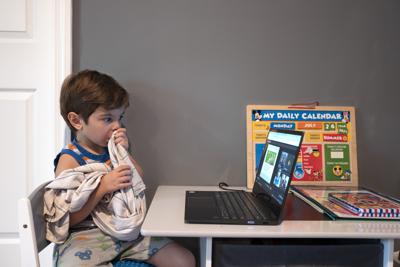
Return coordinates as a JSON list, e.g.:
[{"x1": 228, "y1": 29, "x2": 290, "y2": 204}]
[{"x1": 80, "y1": 106, "x2": 125, "y2": 148}]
